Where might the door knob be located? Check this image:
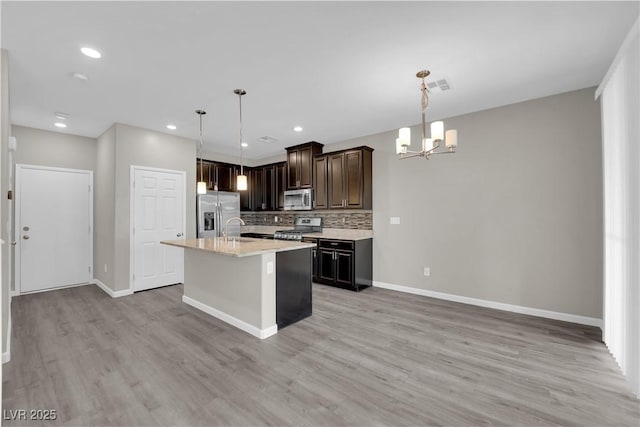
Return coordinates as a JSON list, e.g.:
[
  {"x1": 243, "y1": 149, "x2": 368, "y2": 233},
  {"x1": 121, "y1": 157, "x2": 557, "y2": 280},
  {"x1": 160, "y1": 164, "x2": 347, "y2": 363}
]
[
  {"x1": 23, "y1": 226, "x2": 29, "y2": 231},
  {"x1": 23, "y1": 235, "x2": 30, "y2": 240},
  {"x1": 10, "y1": 241, "x2": 16, "y2": 246},
  {"x1": 176, "y1": 233, "x2": 183, "y2": 237}
]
